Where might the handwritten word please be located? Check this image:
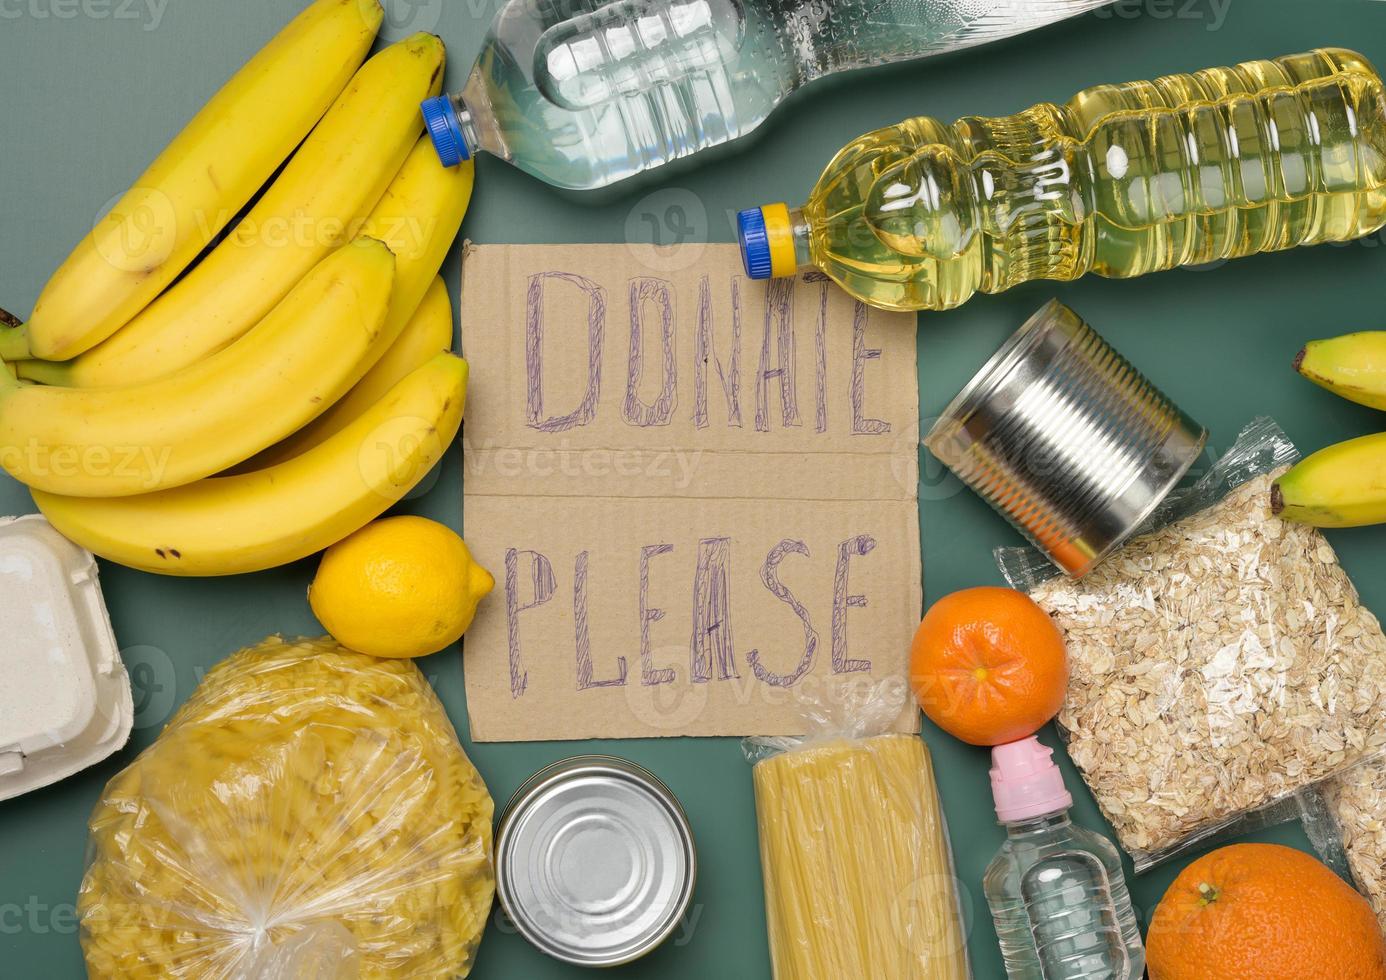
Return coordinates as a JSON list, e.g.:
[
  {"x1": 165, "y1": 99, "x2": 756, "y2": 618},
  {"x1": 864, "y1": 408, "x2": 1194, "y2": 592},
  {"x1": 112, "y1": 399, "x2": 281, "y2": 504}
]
[{"x1": 504, "y1": 534, "x2": 879, "y2": 697}]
